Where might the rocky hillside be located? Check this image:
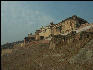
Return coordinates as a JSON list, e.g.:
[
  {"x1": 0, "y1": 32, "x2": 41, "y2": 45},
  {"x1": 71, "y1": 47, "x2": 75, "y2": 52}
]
[
  {"x1": 1, "y1": 24, "x2": 93, "y2": 70},
  {"x1": 49, "y1": 24, "x2": 93, "y2": 49},
  {"x1": 1, "y1": 39, "x2": 93, "y2": 70}
]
